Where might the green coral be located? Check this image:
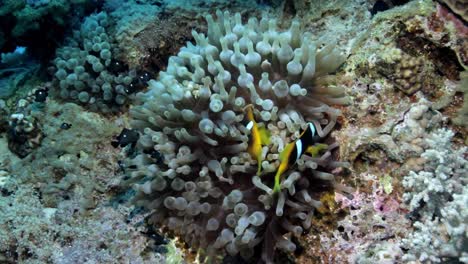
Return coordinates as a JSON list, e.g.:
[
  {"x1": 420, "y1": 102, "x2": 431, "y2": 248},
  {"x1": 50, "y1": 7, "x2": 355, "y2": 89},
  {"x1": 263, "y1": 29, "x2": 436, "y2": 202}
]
[
  {"x1": 0, "y1": 0, "x2": 96, "y2": 52},
  {"x1": 0, "y1": 0, "x2": 25, "y2": 16}
]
